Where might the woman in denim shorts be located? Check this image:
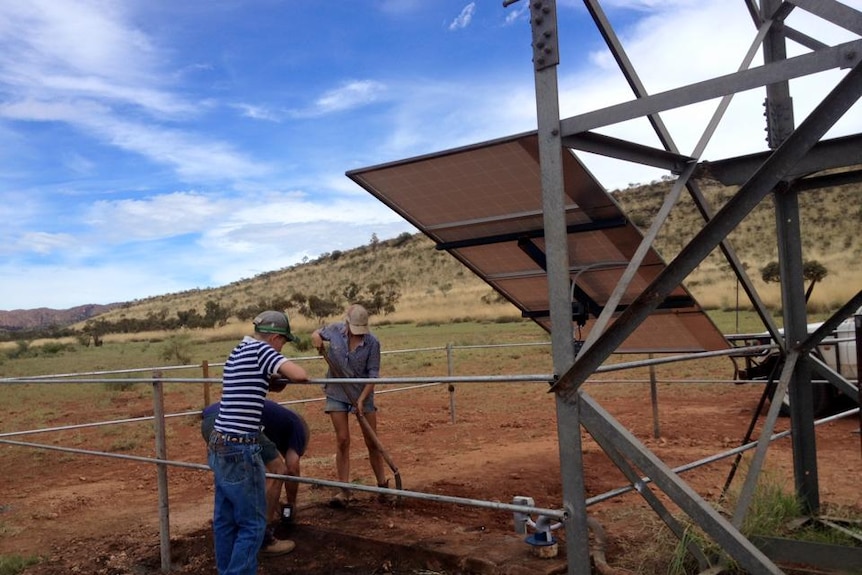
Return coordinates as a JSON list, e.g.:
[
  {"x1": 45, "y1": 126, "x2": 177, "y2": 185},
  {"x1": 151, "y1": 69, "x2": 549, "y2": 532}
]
[{"x1": 311, "y1": 304, "x2": 388, "y2": 507}]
